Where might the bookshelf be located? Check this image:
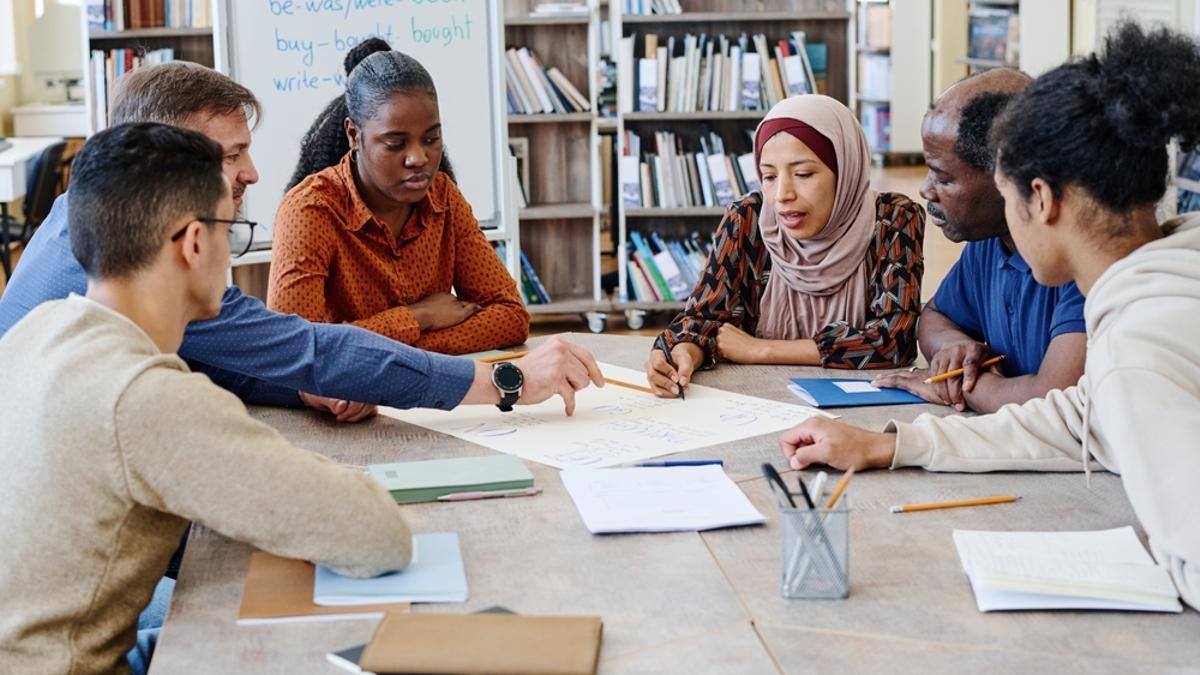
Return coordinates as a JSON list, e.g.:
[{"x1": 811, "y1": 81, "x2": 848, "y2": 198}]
[
  {"x1": 503, "y1": 1, "x2": 610, "y2": 330},
  {"x1": 611, "y1": 0, "x2": 855, "y2": 327},
  {"x1": 80, "y1": 1, "x2": 223, "y2": 135},
  {"x1": 854, "y1": 0, "x2": 931, "y2": 157}
]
